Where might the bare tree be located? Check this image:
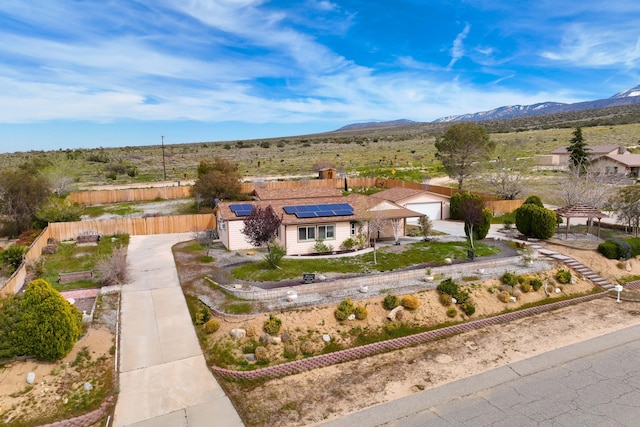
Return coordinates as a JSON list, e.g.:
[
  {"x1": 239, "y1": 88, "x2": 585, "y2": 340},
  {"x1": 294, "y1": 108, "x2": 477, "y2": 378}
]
[
  {"x1": 555, "y1": 164, "x2": 624, "y2": 208},
  {"x1": 366, "y1": 215, "x2": 387, "y2": 265},
  {"x1": 608, "y1": 185, "x2": 640, "y2": 236},
  {"x1": 418, "y1": 216, "x2": 432, "y2": 241},
  {"x1": 96, "y1": 248, "x2": 129, "y2": 286},
  {"x1": 483, "y1": 155, "x2": 529, "y2": 200},
  {"x1": 390, "y1": 218, "x2": 403, "y2": 244}
]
